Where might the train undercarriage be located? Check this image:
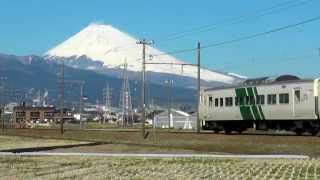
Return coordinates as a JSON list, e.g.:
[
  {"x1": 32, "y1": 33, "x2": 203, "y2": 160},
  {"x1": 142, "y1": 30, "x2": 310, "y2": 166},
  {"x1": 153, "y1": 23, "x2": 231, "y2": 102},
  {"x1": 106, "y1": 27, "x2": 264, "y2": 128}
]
[{"x1": 203, "y1": 120, "x2": 320, "y2": 136}]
